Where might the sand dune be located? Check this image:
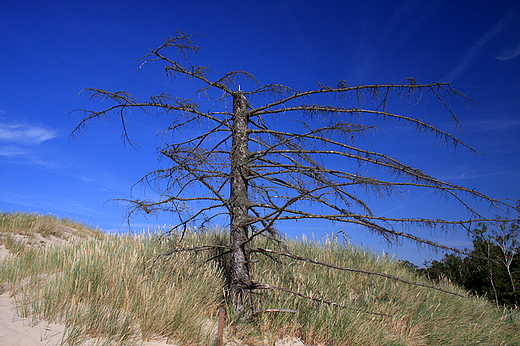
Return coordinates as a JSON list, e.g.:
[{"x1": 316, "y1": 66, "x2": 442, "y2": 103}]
[
  {"x1": 0, "y1": 245, "x2": 305, "y2": 346},
  {"x1": 0, "y1": 244, "x2": 177, "y2": 346}
]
